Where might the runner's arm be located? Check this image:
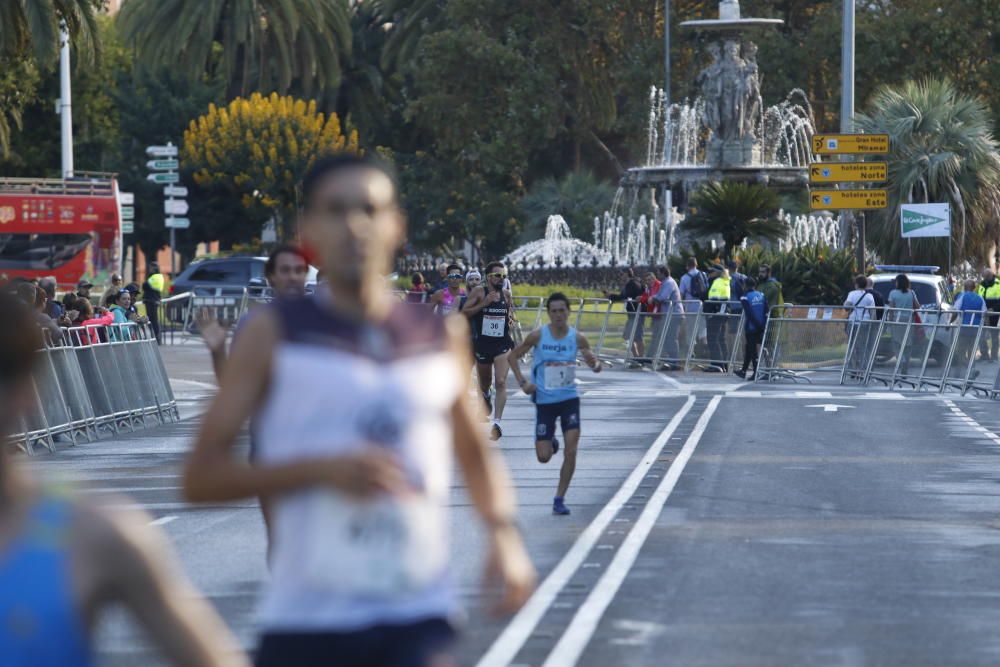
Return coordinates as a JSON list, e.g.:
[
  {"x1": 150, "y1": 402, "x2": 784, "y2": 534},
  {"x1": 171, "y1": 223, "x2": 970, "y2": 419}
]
[
  {"x1": 576, "y1": 332, "x2": 601, "y2": 372},
  {"x1": 85, "y1": 505, "x2": 249, "y2": 667},
  {"x1": 507, "y1": 329, "x2": 541, "y2": 388},
  {"x1": 184, "y1": 312, "x2": 405, "y2": 502},
  {"x1": 461, "y1": 286, "x2": 487, "y2": 315}
]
